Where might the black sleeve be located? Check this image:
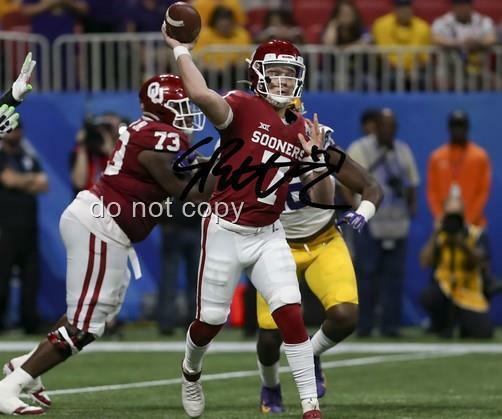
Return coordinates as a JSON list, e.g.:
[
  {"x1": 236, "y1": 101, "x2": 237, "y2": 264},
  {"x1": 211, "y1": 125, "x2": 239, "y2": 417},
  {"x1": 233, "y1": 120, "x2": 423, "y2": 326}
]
[
  {"x1": 0, "y1": 89, "x2": 22, "y2": 108},
  {"x1": 31, "y1": 156, "x2": 42, "y2": 173},
  {"x1": 0, "y1": 153, "x2": 6, "y2": 171}
]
